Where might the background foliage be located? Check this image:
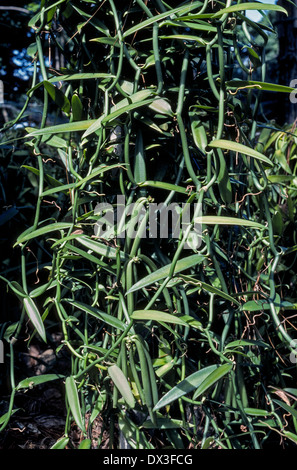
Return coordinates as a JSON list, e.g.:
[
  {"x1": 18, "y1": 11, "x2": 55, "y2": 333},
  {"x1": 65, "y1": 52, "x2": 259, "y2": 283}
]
[{"x1": 1, "y1": 0, "x2": 297, "y2": 450}]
